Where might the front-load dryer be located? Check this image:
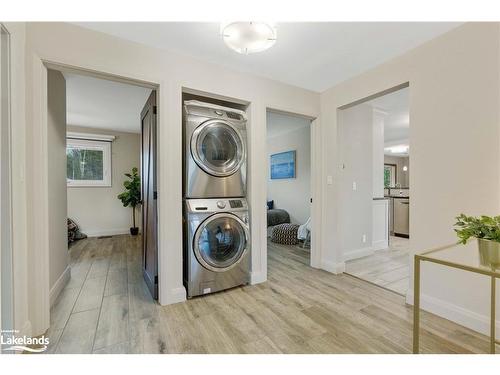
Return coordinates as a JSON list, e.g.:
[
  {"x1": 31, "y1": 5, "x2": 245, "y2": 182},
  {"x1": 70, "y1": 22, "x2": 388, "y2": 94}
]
[
  {"x1": 183, "y1": 198, "x2": 250, "y2": 298},
  {"x1": 183, "y1": 100, "x2": 247, "y2": 198}
]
